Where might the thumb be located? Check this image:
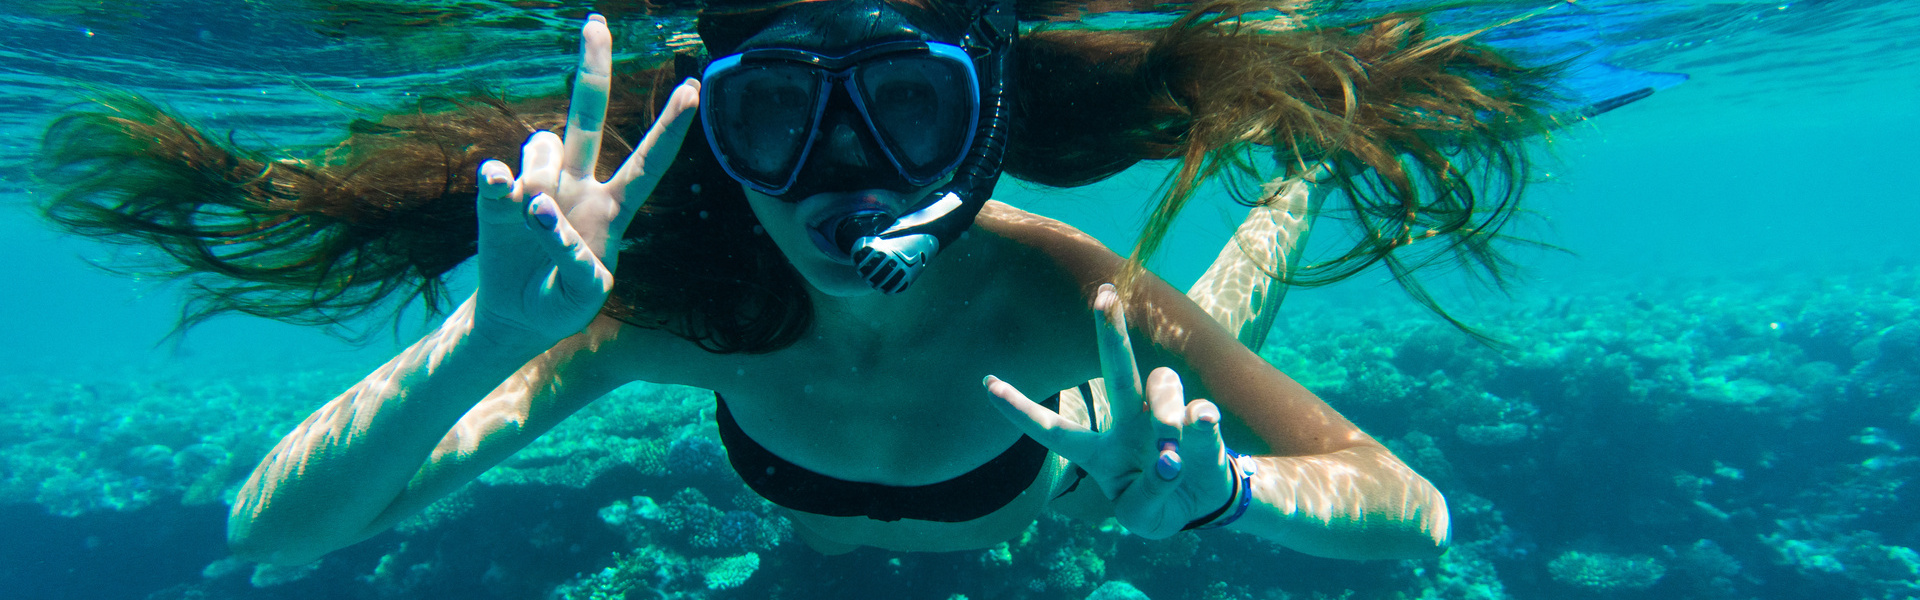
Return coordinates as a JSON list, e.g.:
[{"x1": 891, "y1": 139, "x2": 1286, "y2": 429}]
[{"x1": 524, "y1": 193, "x2": 614, "y2": 303}]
